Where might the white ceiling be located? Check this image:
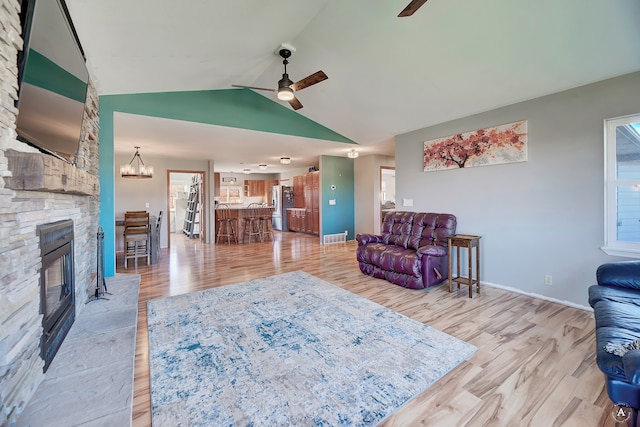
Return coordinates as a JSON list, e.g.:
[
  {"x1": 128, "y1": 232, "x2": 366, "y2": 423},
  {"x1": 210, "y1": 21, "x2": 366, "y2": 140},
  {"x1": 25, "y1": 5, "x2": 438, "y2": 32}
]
[{"x1": 65, "y1": 0, "x2": 640, "y2": 173}]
